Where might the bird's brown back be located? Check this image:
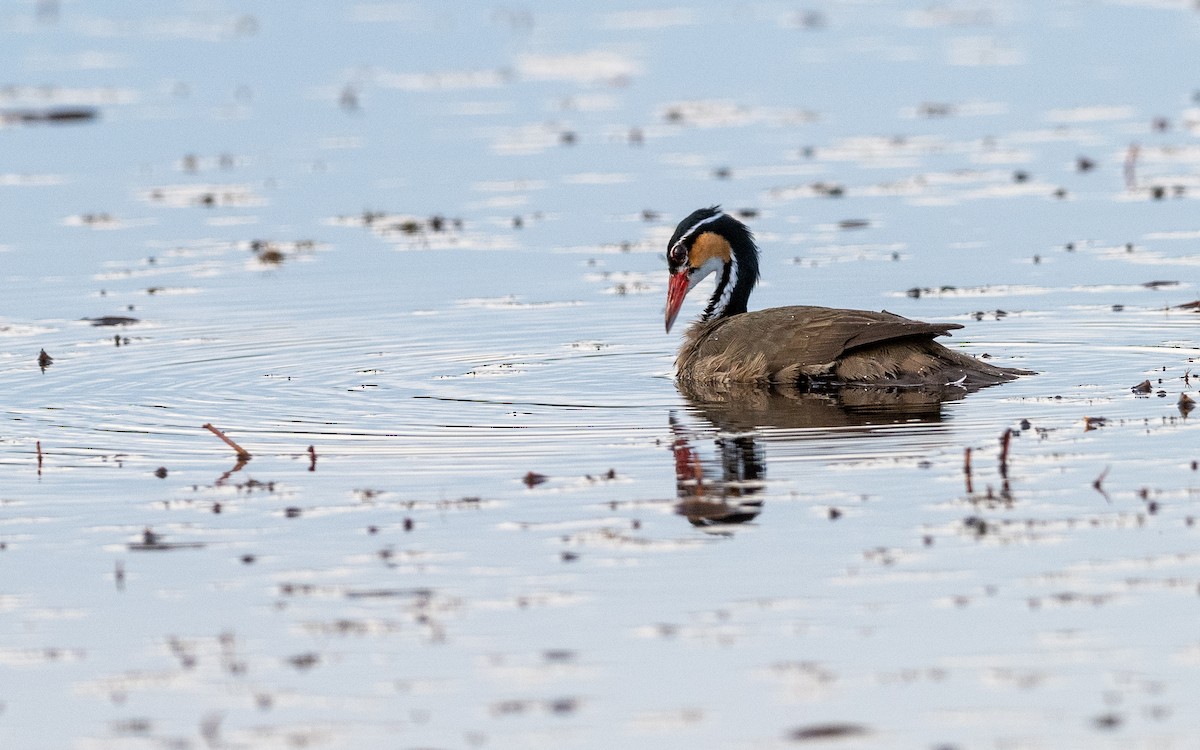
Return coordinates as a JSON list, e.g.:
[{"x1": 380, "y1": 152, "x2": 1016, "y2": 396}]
[{"x1": 677, "y1": 305, "x2": 965, "y2": 383}]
